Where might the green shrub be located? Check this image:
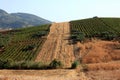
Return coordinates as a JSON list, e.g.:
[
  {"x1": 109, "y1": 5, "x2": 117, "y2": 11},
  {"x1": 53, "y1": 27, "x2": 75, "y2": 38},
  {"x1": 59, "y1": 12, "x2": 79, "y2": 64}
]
[
  {"x1": 32, "y1": 31, "x2": 47, "y2": 38},
  {"x1": 49, "y1": 59, "x2": 63, "y2": 69},
  {"x1": 71, "y1": 60, "x2": 79, "y2": 69},
  {"x1": 0, "y1": 59, "x2": 4, "y2": 69},
  {"x1": 10, "y1": 61, "x2": 46, "y2": 69},
  {"x1": 22, "y1": 45, "x2": 35, "y2": 51},
  {"x1": 0, "y1": 44, "x2": 4, "y2": 48},
  {"x1": 77, "y1": 32, "x2": 85, "y2": 42},
  {"x1": 0, "y1": 59, "x2": 64, "y2": 69},
  {"x1": 0, "y1": 59, "x2": 13, "y2": 69},
  {"x1": 0, "y1": 60, "x2": 48, "y2": 69}
]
